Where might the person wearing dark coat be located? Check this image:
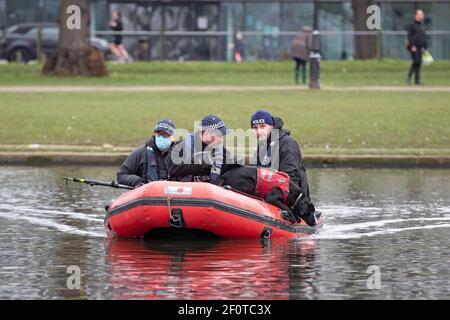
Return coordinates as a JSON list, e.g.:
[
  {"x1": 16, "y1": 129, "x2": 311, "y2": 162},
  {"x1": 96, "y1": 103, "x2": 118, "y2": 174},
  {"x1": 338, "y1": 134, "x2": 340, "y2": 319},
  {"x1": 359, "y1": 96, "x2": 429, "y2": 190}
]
[
  {"x1": 291, "y1": 26, "x2": 312, "y2": 85},
  {"x1": 117, "y1": 119, "x2": 176, "y2": 188},
  {"x1": 166, "y1": 115, "x2": 240, "y2": 184},
  {"x1": 250, "y1": 109, "x2": 316, "y2": 224},
  {"x1": 407, "y1": 9, "x2": 428, "y2": 85}
]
